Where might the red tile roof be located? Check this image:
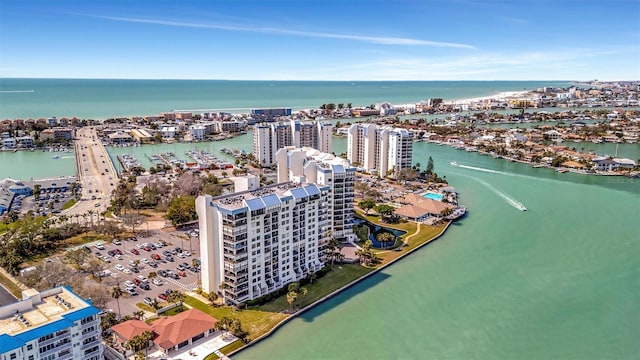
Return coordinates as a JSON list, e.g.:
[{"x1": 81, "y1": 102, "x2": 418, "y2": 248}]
[
  {"x1": 151, "y1": 309, "x2": 218, "y2": 349},
  {"x1": 111, "y1": 320, "x2": 153, "y2": 342}
]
